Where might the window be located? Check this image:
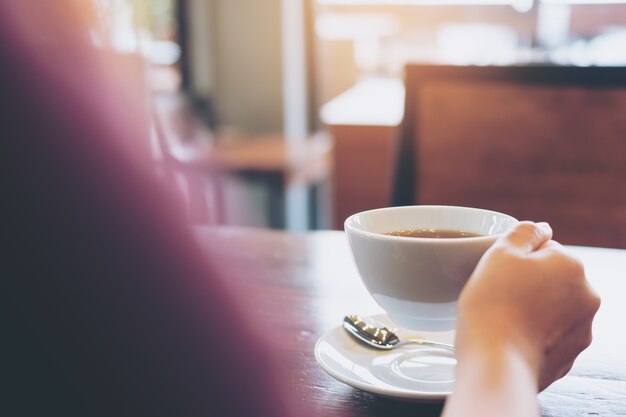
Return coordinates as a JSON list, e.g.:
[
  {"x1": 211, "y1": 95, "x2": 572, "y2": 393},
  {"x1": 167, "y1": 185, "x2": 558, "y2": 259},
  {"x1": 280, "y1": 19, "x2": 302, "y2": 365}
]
[{"x1": 312, "y1": 0, "x2": 626, "y2": 106}]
